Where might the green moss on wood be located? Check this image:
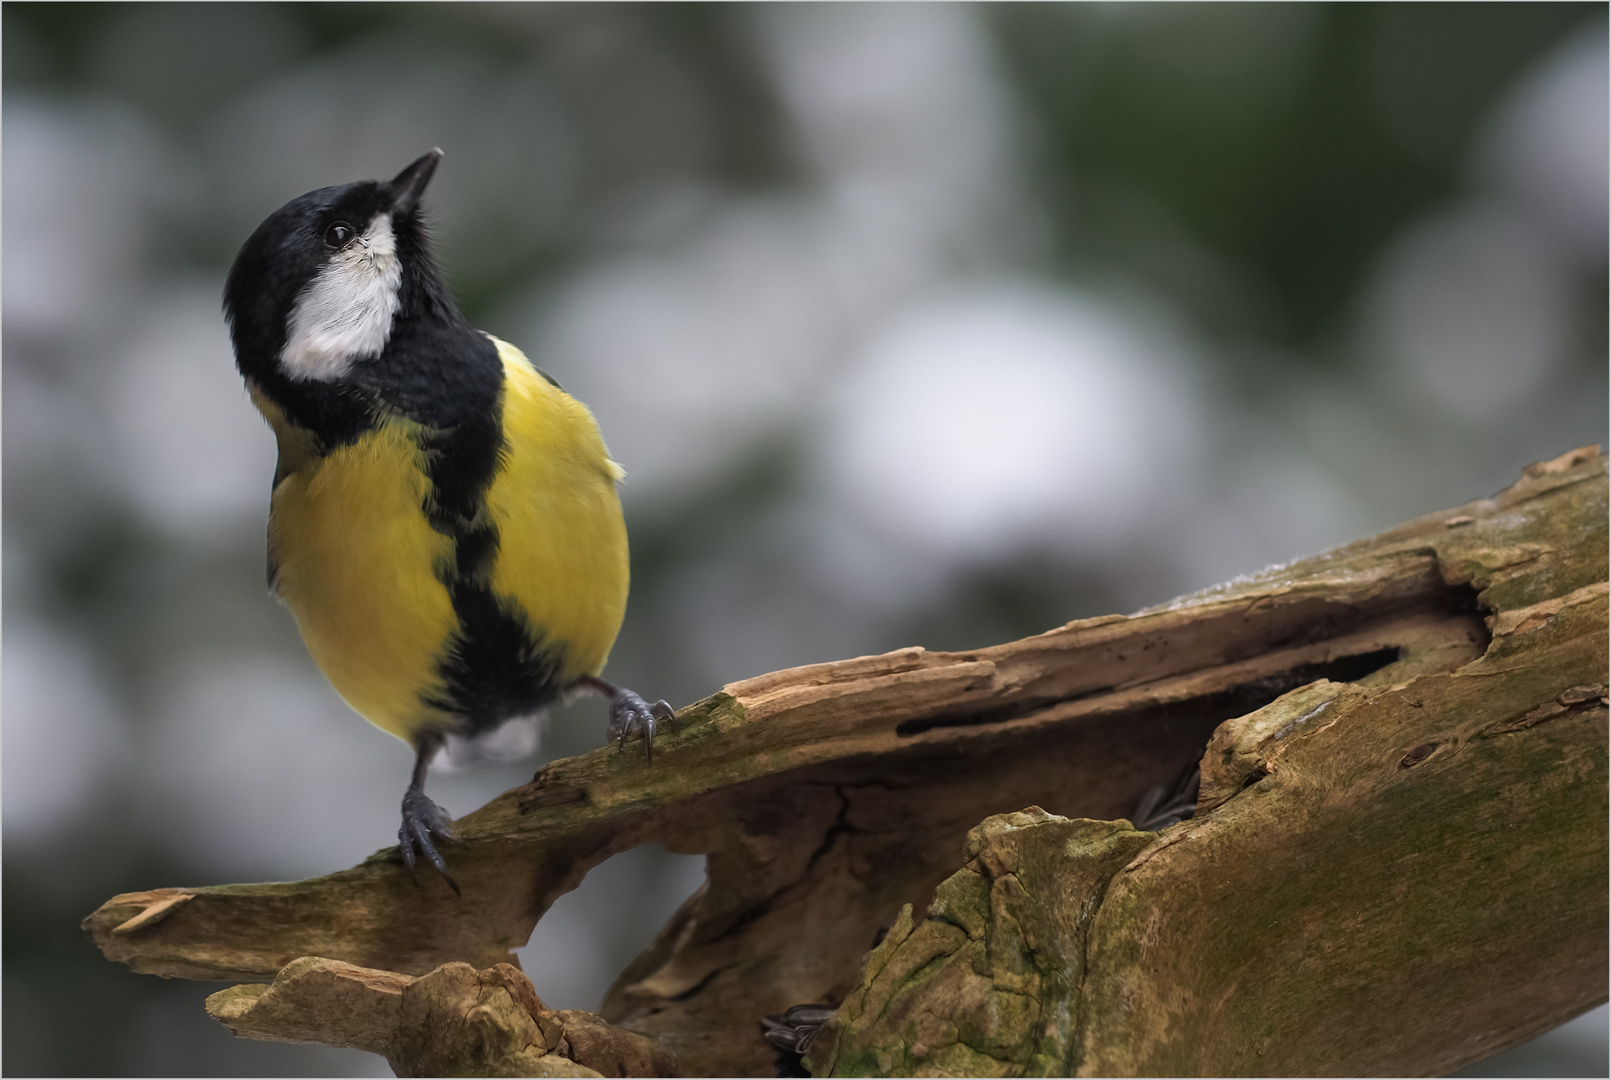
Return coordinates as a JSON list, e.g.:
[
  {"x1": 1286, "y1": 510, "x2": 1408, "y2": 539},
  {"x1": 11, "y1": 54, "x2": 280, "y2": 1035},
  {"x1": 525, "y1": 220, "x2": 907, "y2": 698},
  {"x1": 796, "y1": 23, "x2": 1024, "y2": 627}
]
[{"x1": 810, "y1": 812, "x2": 1152, "y2": 1077}]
